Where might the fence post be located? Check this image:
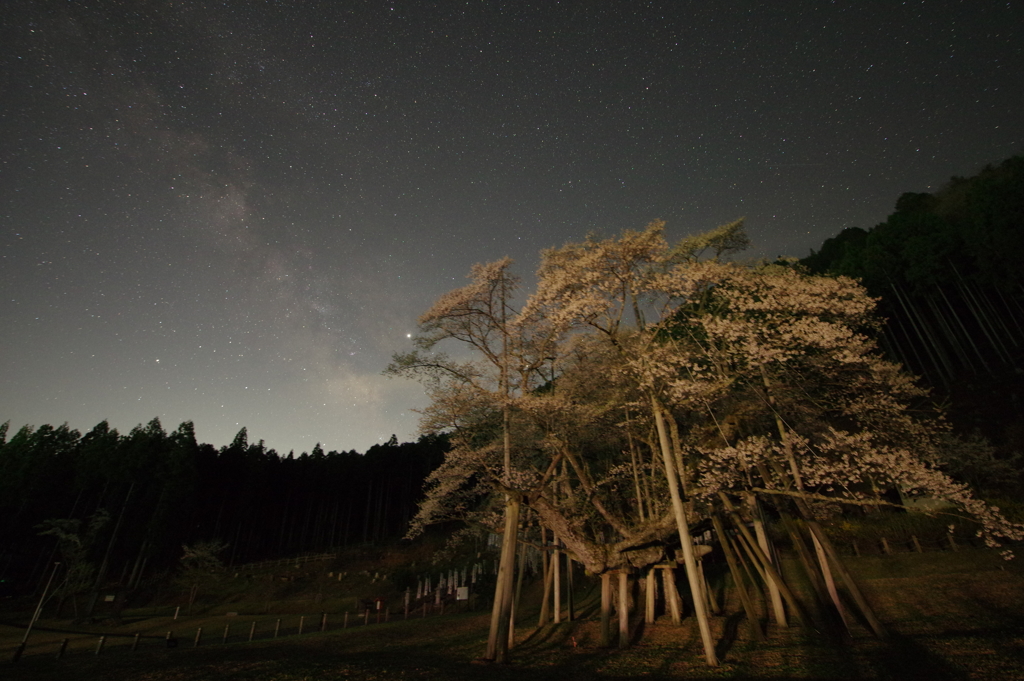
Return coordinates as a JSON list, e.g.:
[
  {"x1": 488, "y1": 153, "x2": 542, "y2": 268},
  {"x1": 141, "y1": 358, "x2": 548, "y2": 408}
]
[
  {"x1": 56, "y1": 638, "x2": 69, "y2": 658},
  {"x1": 194, "y1": 627, "x2": 202, "y2": 647},
  {"x1": 880, "y1": 537, "x2": 892, "y2": 554},
  {"x1": 274, "y1": 619, "x2": 281, "y2": 638},
  {"x1": 132, "y1": 632, "x2": 141, "y2": 651},
  {"x1": 174, "y1": 606, "x2": 180, "y2": 620},
  {"x1": 364, "y1": 609, "x2": 369, "y2": 626},
  {"x1": 911, "y1": 535, "x2": 923, "y2": 553},
  {"x1": 223, "y1": 623, "x2": 230, "y2": 644},
  {"x1": 95, "y1": 636, "x2": 106, "y2": 656},
  {"x1": 249, "y1": 621, "x2": 256, "y2": 642},
  {"x1": 344, "y1": 612, "x2": 349, "y2": 628},
  {"x1": 321, "y1": 613, "x2": 327, "y2": 632},
  {"x1": 298, "y1": 616, "x2": 305, "y2": 635}
]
